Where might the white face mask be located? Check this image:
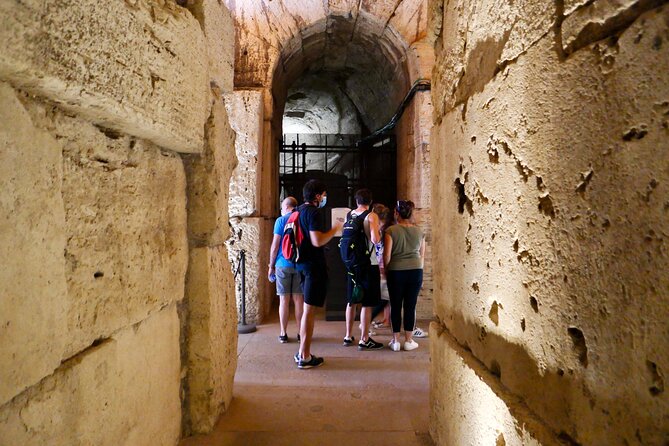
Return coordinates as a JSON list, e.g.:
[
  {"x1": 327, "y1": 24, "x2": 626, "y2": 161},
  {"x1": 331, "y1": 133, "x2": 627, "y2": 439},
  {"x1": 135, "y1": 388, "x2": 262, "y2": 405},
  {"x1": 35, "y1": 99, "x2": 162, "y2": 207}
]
[{"x1": 318, "y1": 195, "x2": 327, "y2": 208}]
